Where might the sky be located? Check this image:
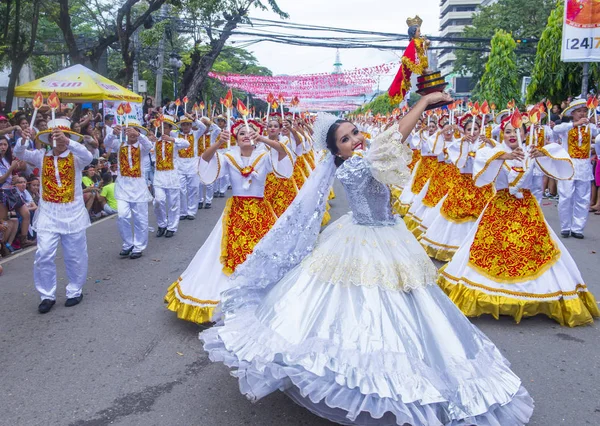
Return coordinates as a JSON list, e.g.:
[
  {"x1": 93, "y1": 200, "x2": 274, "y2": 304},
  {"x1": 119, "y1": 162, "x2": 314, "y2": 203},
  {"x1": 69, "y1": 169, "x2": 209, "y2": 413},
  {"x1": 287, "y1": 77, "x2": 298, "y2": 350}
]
[{"x1": 229, "y1": 0, "x2": 441, "y2": 93}]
